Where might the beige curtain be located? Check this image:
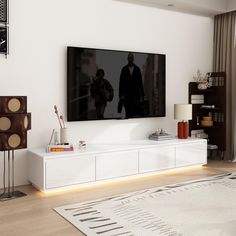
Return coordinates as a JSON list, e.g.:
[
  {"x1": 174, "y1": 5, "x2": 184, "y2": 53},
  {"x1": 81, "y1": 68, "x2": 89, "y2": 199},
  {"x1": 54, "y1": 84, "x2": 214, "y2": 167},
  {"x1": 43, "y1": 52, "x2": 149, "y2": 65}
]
[{"x1": 213, "y1": 11, "x2": 236, "y2": 161}]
